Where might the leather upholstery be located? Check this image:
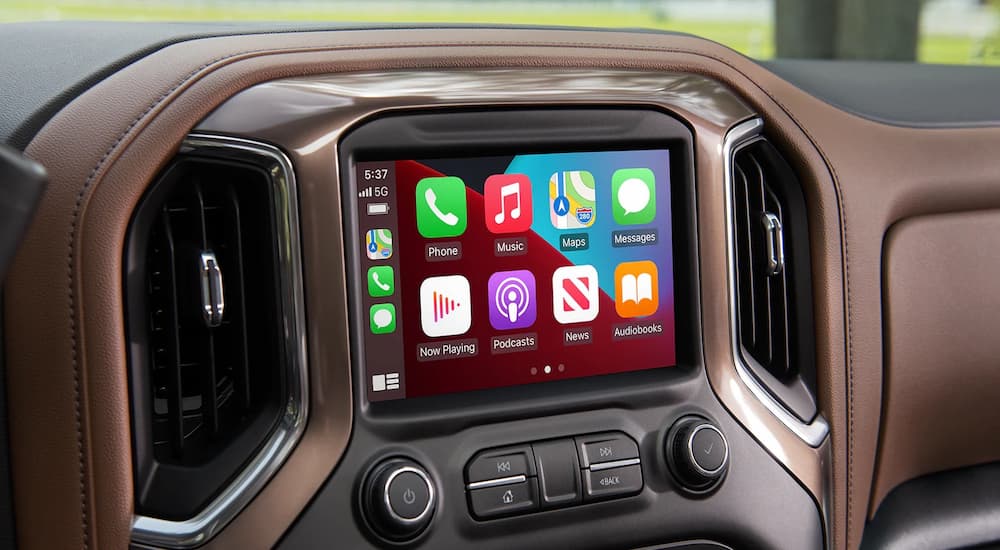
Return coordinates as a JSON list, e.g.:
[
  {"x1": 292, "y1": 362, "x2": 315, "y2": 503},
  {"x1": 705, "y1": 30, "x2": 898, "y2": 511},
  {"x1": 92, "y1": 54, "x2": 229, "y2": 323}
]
[{"x1": 7, "y1": 26, "x2": 999, "y2": 549}]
